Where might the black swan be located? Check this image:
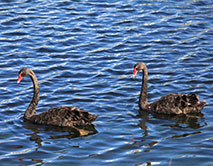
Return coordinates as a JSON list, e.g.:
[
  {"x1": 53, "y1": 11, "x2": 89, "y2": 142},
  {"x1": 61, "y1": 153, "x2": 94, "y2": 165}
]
[
  {"x1": 17, "y1": 68, "x2": 97, "y2": 127},
  {"x1": 133, "y1": 62, "x2": 206, "y2": 114}
]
